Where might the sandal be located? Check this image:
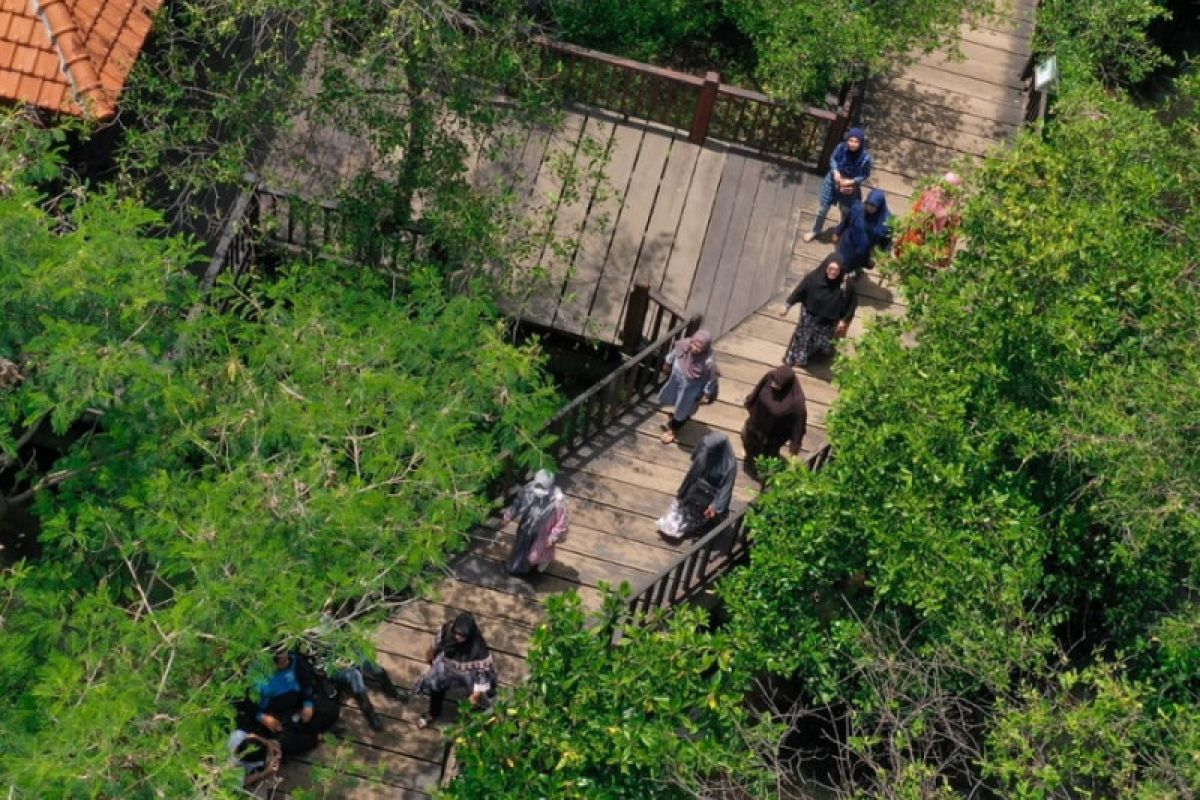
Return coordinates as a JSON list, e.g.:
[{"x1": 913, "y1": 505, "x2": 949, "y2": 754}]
[
  {"x1": 660, "y1": 430, "x2": 677, "y2": 444},
  {"x1": 415, "y1": 713, "x2": 434, "y2": 730}
]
